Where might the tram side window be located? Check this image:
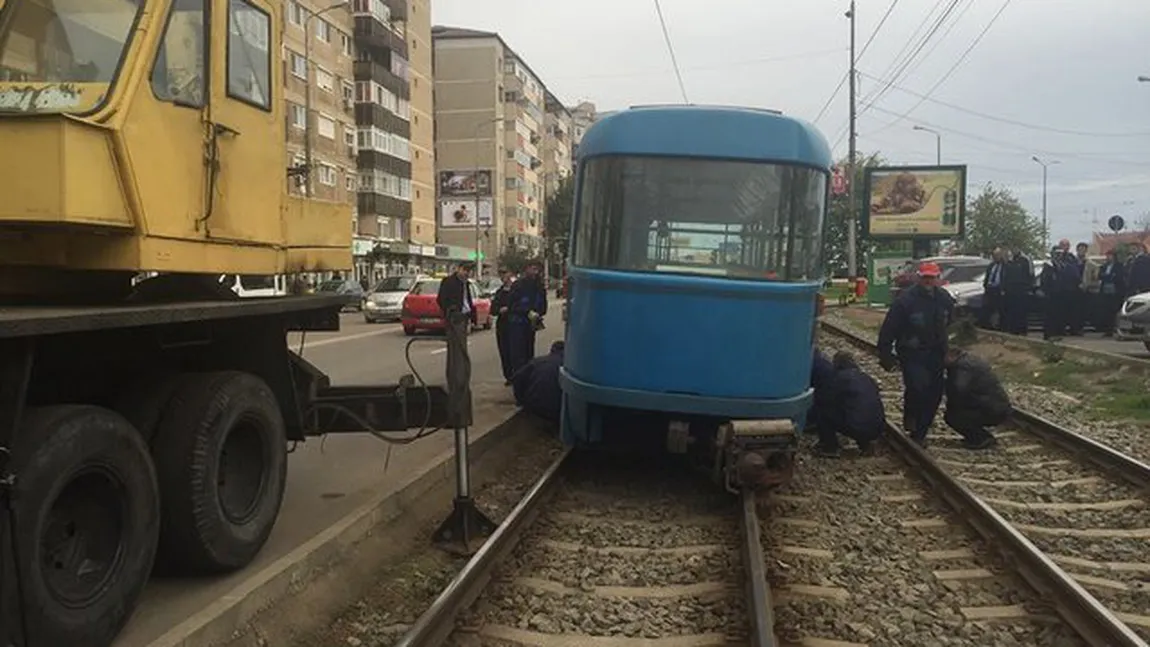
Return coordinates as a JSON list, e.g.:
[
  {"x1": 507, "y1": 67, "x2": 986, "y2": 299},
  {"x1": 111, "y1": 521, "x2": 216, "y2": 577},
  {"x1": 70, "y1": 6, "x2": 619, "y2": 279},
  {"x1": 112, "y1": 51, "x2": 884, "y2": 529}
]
[
  {"x1": 151, "y1": 0, "x2": 205, "y2": 107},
  {"x1": 226, "y1": 0, "x2": 271, "y2": 110},
  {"x1": 574, "y1": 155, "x2": 827, "y2": 281}
]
